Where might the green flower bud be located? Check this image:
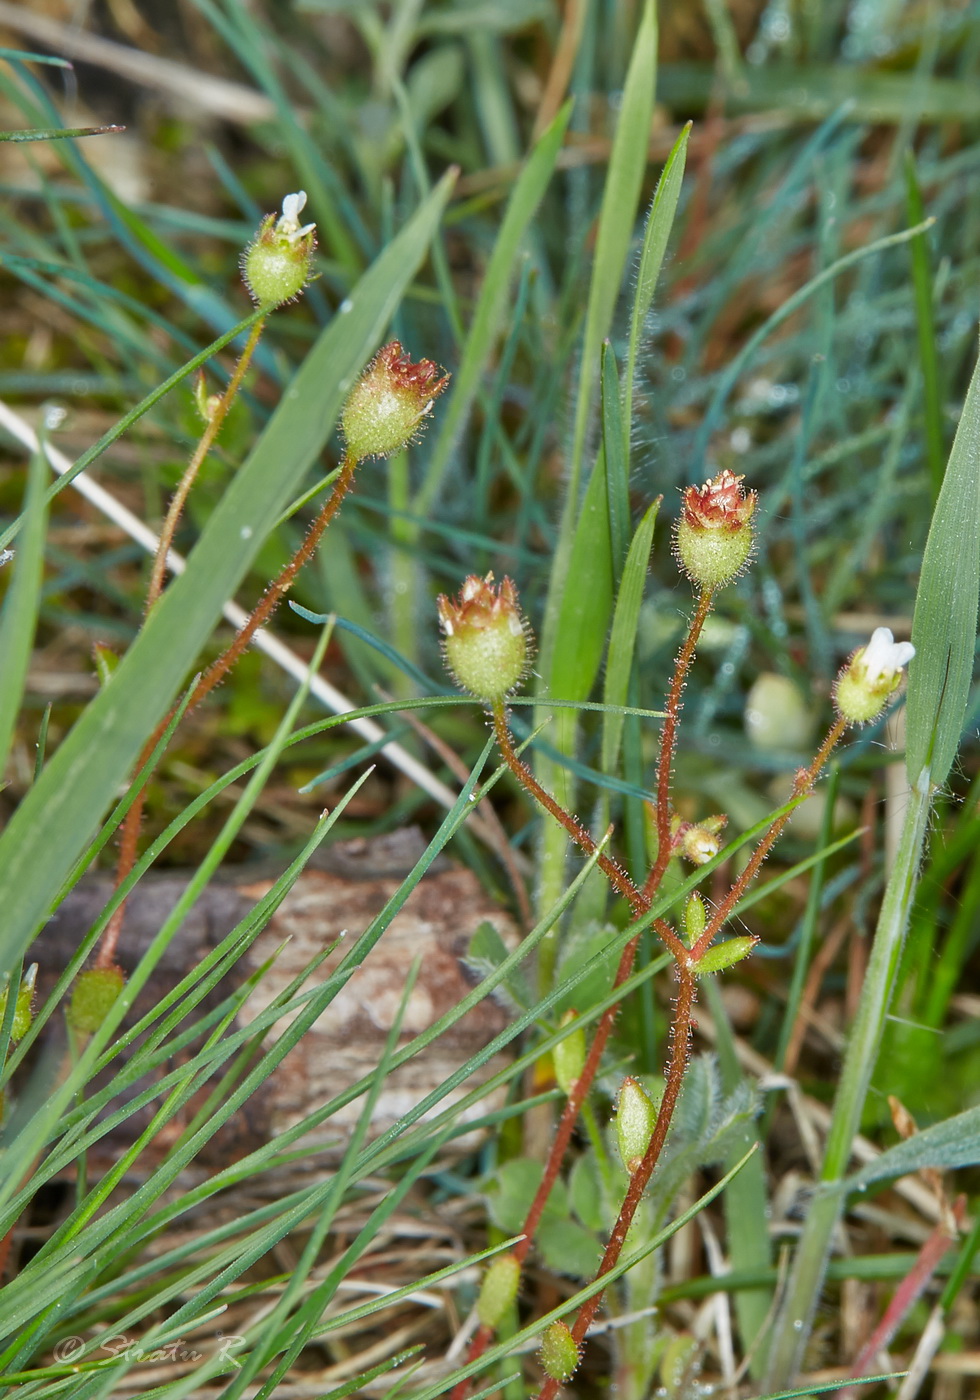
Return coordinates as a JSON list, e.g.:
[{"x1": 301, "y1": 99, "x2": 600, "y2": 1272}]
[
  {"x1": 67, "y1": 966, "x2": 125, "y2": 1035},
  {"x1": 553, "y1": 1010, "x2": 586, "y2": 1095},
  {"x1": 616, "y1": 1075, "x2": 658, "y2": 1175},
  {"x1": 674, "y1": 469, "x2": 756, "y2": 589},
  {"x1": 340, "y1": 341, "x2": 449, "y2": 461},
  {"x1": 477, "y1": 1252, "x2": 521, "y2": 1330},
  {"x1": 834, "y1": 627, "x2": 915, "y2": 725},
  {"x1": 241, "y1": 191, "x2": 316, "y2": 307},
  {"x1": 539, "y1": 1322, "x2": 579, "y2": 1384},
  {"x1": 683, "y1": 893, "x2": 706, "y2": 948},
  {"x1": 438, "y1": 573, "x2": 533, "y2": 703},
  {"x1": 692, "y1": 936, "x2": 756, "y2": 975},
  {"x1": 0, "y1": 964, "x2": 36, "y2": 1042}
]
